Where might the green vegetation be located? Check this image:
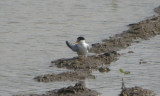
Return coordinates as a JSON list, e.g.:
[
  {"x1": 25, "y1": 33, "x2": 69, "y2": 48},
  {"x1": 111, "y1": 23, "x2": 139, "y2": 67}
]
[{"x1": 119, "y1": 69, "x2": 130, "y2": 90}]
